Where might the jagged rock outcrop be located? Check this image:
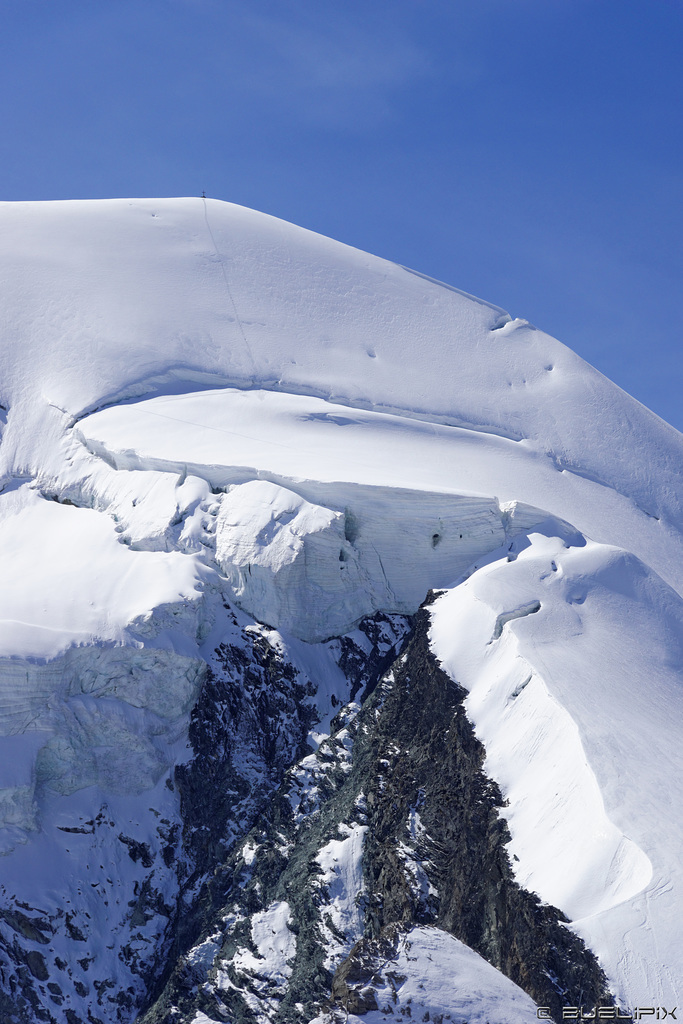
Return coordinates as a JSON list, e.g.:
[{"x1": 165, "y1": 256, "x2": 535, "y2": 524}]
[
  {"x1": 138, "y1": 601, "x2": 612, "y2": 1024},
  {"x1": 330, "y1": 602, "x2": 614, "y2": 1022}
]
